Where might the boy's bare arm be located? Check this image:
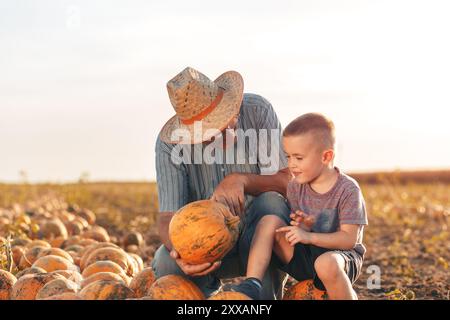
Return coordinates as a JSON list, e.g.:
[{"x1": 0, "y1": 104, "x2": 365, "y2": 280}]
[
  {"x1": 277, "y1": 224, "x2": 360, "y2": 250},
  {"x1": 309, "y1": 224, "x2": 361, "y2": 250}
]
